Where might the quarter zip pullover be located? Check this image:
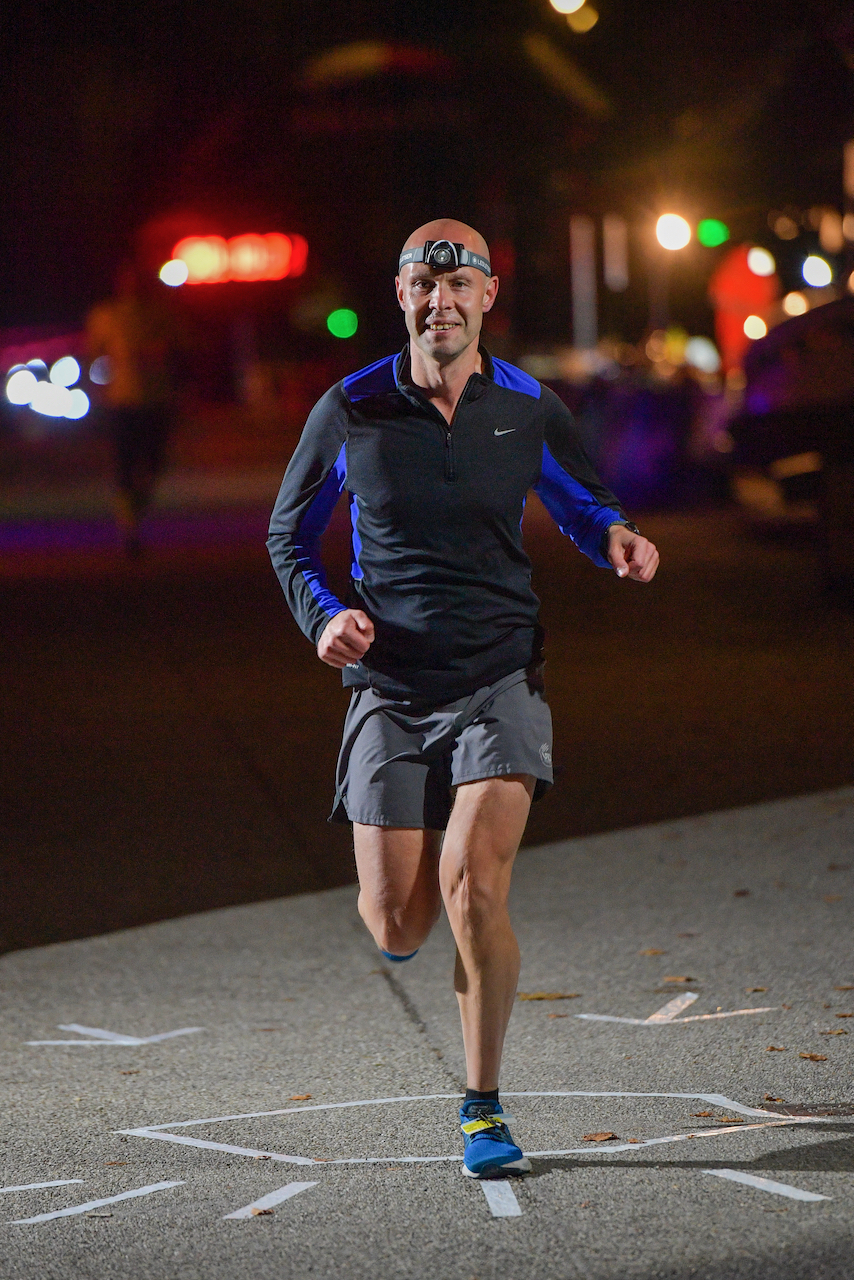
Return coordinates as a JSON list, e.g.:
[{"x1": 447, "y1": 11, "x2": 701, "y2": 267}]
[{"x1": 268, "y1": 345, "x2": 629, "y2": 702}]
